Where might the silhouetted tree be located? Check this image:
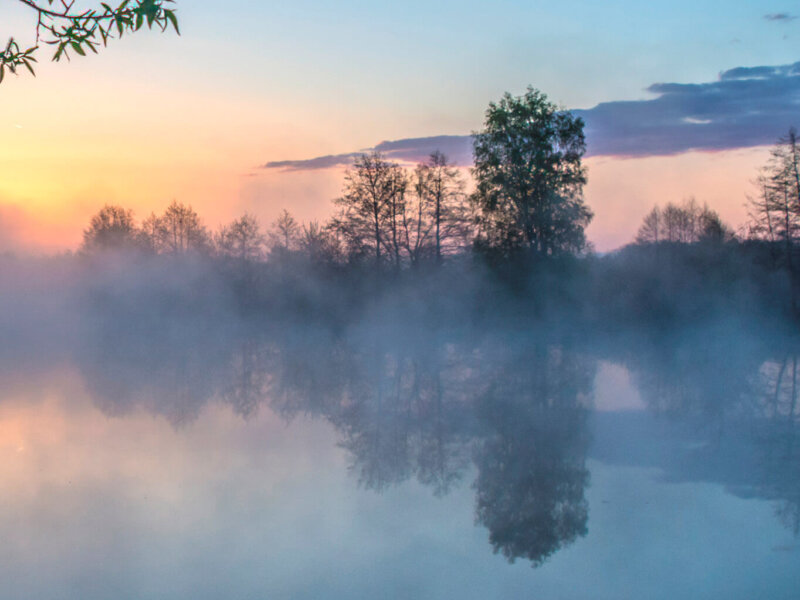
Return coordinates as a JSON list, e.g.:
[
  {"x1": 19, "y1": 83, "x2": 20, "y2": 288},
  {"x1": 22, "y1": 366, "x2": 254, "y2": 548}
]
[
  {"x1": 298, "y1": 221, "x2": 343, "y2": 266},
  {"x1": 748, "y1": 172, "x2": 779, "y2": 244},
  {"x1": 216, "y1": 214, "x2": 266, "y2": 261},
  {"x1": 80, "y1": 204, "x2": 140, "y2": 254},
  {"x1": 635, "y1": 199, "x2": 732, "y2": 245},
  {"x1": 331, "y1": 152, "x2": 406, "y2": 267},
  {"x1": 413, "y1": 151, "x2": 469, "y2": 263},
  {"x1": 747, "y1": 131, "x2": 800, "y2": 266},
  {"x1": 139, "y1": 211, "x2": 161, "y2": 253},
  {"x1": 743, "y1": 130, "x2": 800, "y2": 311},
  {"x1": 636, "y1": 206, "x2": 662, "y2": 244},
  {"x1": 773, "y1": 128, "x2": 800, "y2": 212},
  {"x1": 471, "y1": 87, "x2": 592, "y2": 257},
  {"x1": 268, "y1": 209, "x2": 301, "y2": 252},
  {"x1": 144, "y1": 200, "x2": 211, "y2": 254}
]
